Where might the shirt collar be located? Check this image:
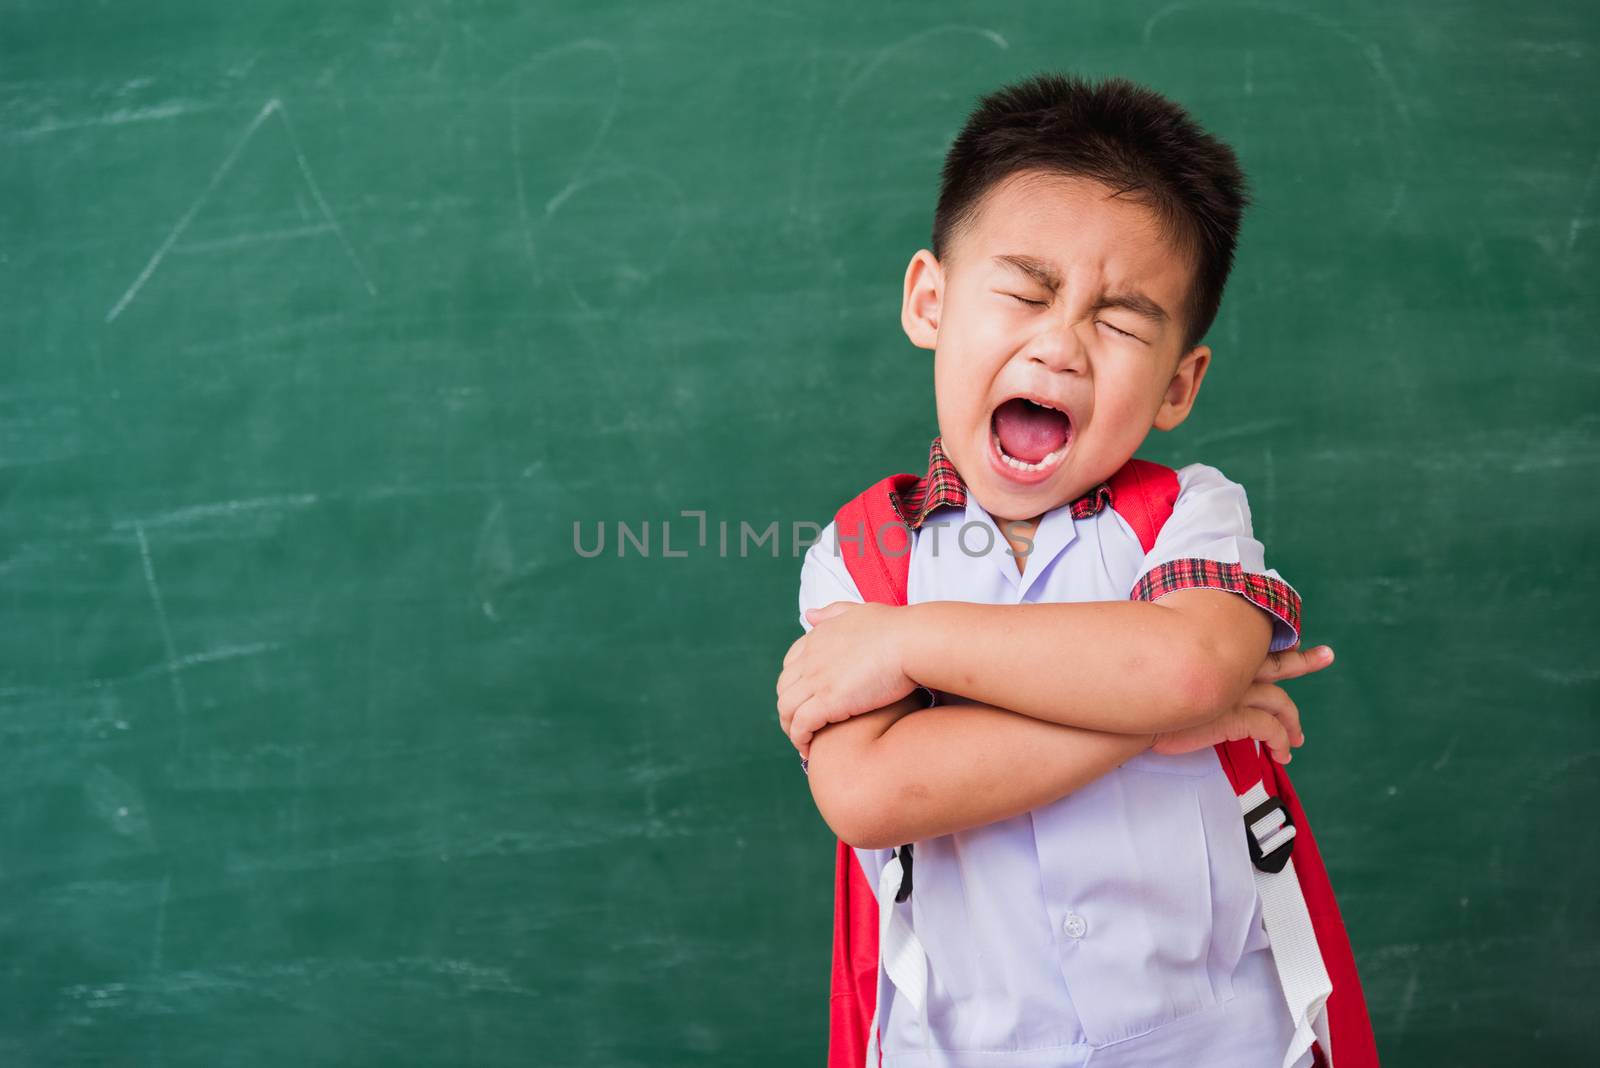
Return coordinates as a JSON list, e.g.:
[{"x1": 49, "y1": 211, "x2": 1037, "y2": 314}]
[{"x1": 888, "y1": 436, "x2": 1113, "y2": 530}]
